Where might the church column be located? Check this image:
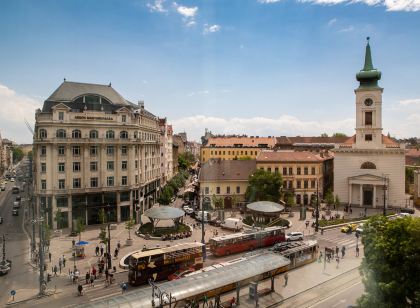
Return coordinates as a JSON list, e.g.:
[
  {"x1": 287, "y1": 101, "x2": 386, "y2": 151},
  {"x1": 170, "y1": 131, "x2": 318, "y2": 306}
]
[
  {"x1": 373, "y1": 185, "x2": 377, "y2": 208},
  {"x1": 359, "y1": 184, "x2": 363, "y2": 207}
]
